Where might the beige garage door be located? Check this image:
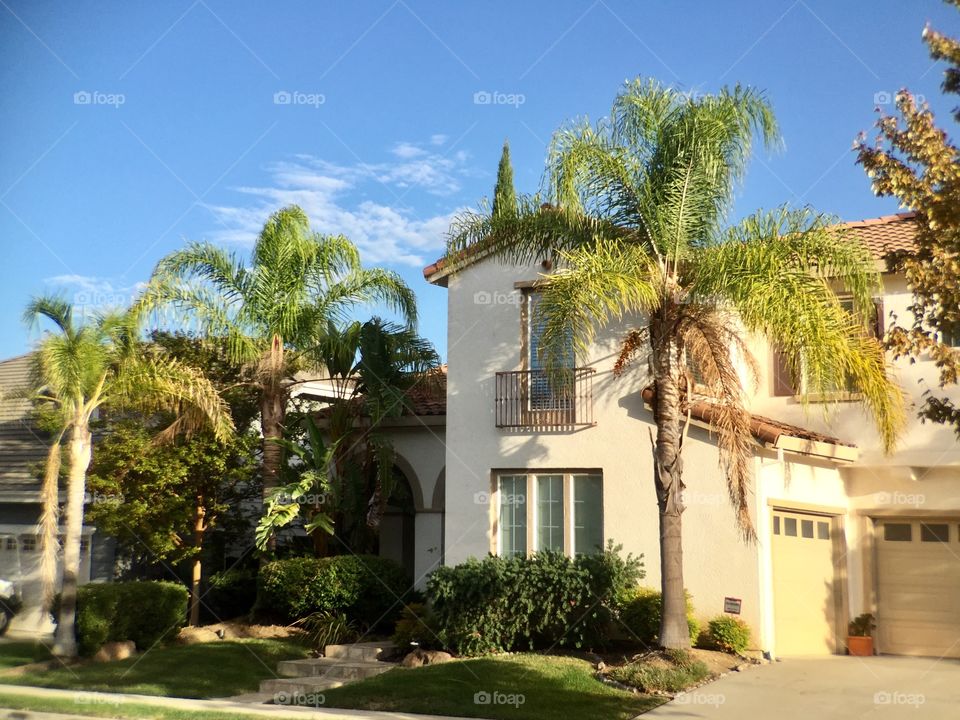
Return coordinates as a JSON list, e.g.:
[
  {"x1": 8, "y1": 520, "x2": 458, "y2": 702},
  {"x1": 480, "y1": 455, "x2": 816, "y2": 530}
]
[
  {"x1": 772, "y1": 509, "x2": 841, "y2": 655},
  {"x1": 876, "y1": 519, "x2": 960, "y2": 658}
]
